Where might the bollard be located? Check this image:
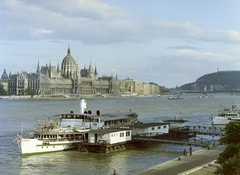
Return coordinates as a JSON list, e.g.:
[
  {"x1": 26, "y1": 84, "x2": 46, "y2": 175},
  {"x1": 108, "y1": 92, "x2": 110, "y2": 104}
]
[{"x1": 113, "y1": 169, "x2": 116, "y2": 175}]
